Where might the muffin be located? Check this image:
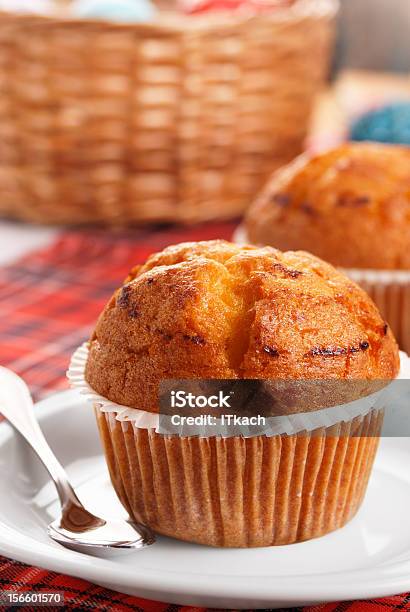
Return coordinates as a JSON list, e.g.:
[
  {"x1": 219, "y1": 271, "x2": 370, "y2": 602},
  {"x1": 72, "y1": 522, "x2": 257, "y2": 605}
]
[
  {"x1": 242, "y1": 142, "x2": 410, "y2": 352},
  {"x1": 82, "y1": 239, "x2": 399, "y2": 547}
]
